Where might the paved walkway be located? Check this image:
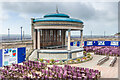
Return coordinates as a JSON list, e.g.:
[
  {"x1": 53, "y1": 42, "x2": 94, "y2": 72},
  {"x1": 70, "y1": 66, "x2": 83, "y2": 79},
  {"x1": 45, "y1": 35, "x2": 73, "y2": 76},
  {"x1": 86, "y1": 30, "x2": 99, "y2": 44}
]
[{"x1": 69, "y1": 54, "x2": 118, "y2": 78}]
